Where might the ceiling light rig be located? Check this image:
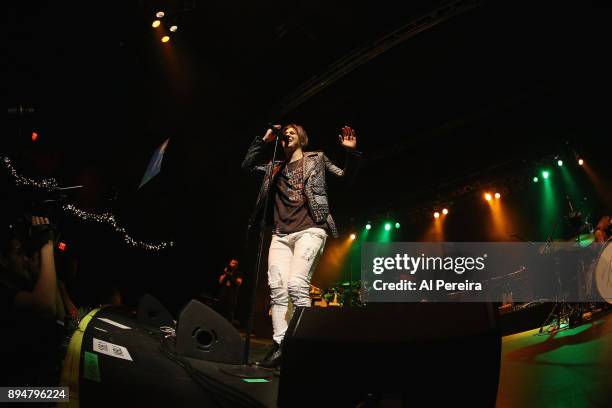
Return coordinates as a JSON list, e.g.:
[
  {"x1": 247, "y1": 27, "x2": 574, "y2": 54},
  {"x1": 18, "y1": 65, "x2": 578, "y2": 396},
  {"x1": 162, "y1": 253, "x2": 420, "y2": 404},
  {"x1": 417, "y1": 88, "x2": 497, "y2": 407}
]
[{"x1": 150, "y1": 4, "x2": 192, "y2": 44}]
